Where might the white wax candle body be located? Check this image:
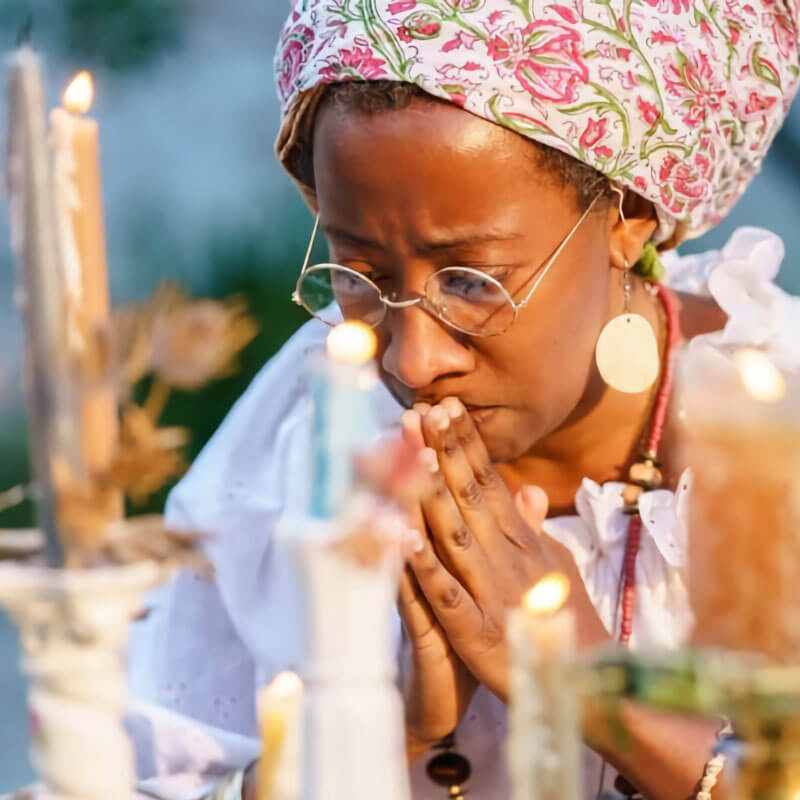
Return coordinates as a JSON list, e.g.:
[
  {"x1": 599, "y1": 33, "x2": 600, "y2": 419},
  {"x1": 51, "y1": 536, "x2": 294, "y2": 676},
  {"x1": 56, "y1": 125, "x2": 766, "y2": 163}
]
[
  {"x1": 310, "y1": 356, "x2": 376, "y2": 519},
  {"x1": 507, "y1": 606, "x2": 582, "y2": 800},
  {"x1": 278, "y1": 516, "x2": 410, "y2": 800}
]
